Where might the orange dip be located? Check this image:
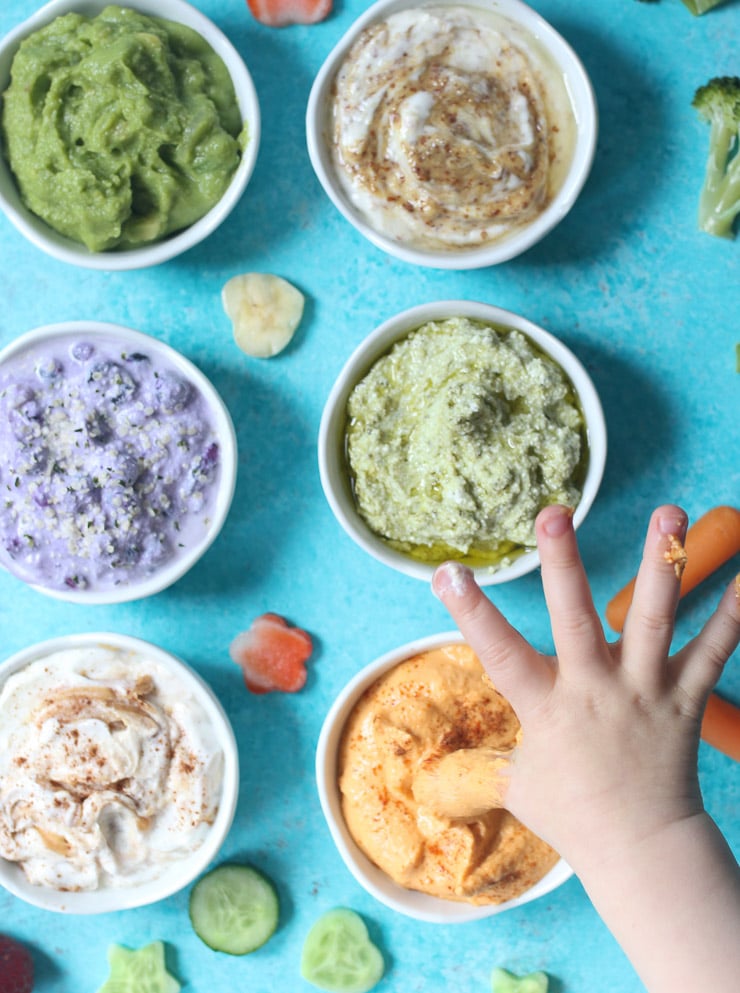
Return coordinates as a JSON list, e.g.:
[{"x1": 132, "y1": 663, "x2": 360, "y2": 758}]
[{"x1": 337, "y1": 643, "x2": 559, "y2": 905}]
